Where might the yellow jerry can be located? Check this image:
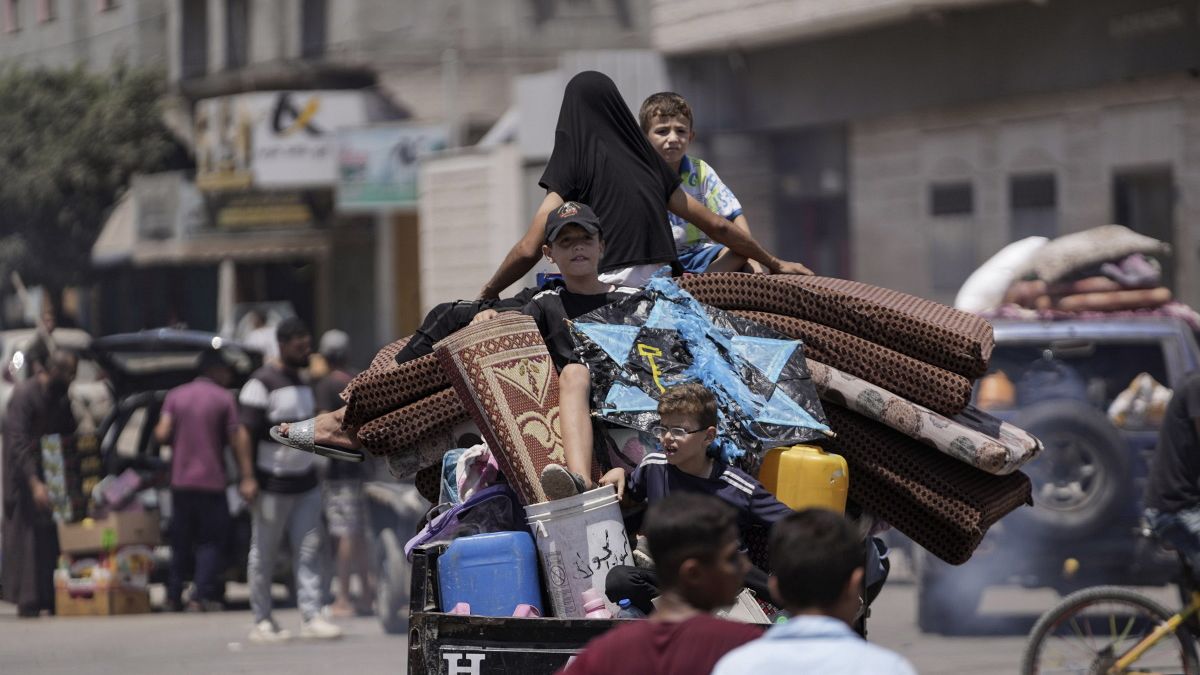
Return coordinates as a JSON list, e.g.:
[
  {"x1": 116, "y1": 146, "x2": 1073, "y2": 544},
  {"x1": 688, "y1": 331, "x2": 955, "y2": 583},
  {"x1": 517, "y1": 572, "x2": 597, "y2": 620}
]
[{"x1": 758, "y1": 444, "x2": 848, "y2": 514}]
